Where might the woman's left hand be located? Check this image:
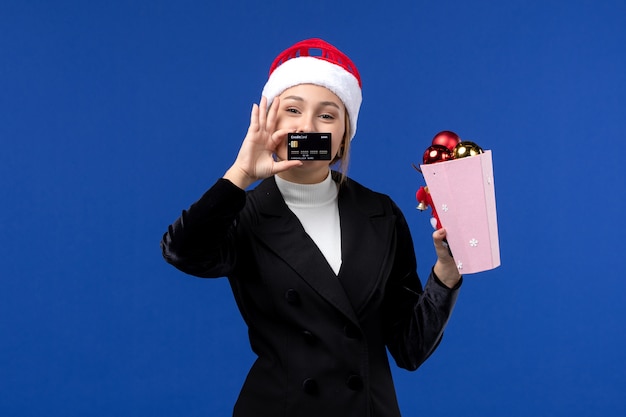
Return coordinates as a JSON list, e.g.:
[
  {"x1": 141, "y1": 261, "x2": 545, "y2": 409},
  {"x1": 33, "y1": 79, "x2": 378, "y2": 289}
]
[{"x1": 432, "y1": 228, "x2": 462, "y2": 288}]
